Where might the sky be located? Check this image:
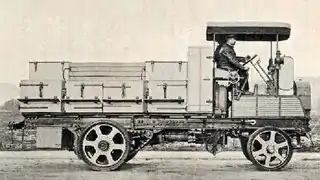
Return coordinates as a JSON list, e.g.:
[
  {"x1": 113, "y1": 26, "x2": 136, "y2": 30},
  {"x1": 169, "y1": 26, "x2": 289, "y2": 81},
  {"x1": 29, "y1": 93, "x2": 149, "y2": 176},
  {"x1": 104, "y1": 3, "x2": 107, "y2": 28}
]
[{"x1": 0, "y1": 0, "x2": 319, "y2": 86}]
